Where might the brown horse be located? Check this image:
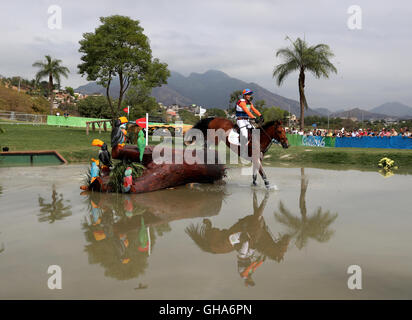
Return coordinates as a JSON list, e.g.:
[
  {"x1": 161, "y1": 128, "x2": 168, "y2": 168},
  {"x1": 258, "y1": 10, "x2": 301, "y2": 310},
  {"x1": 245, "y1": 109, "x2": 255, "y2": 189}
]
[{"x1": 184, "y1": 117, "x2": 289, "y2": 188}]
